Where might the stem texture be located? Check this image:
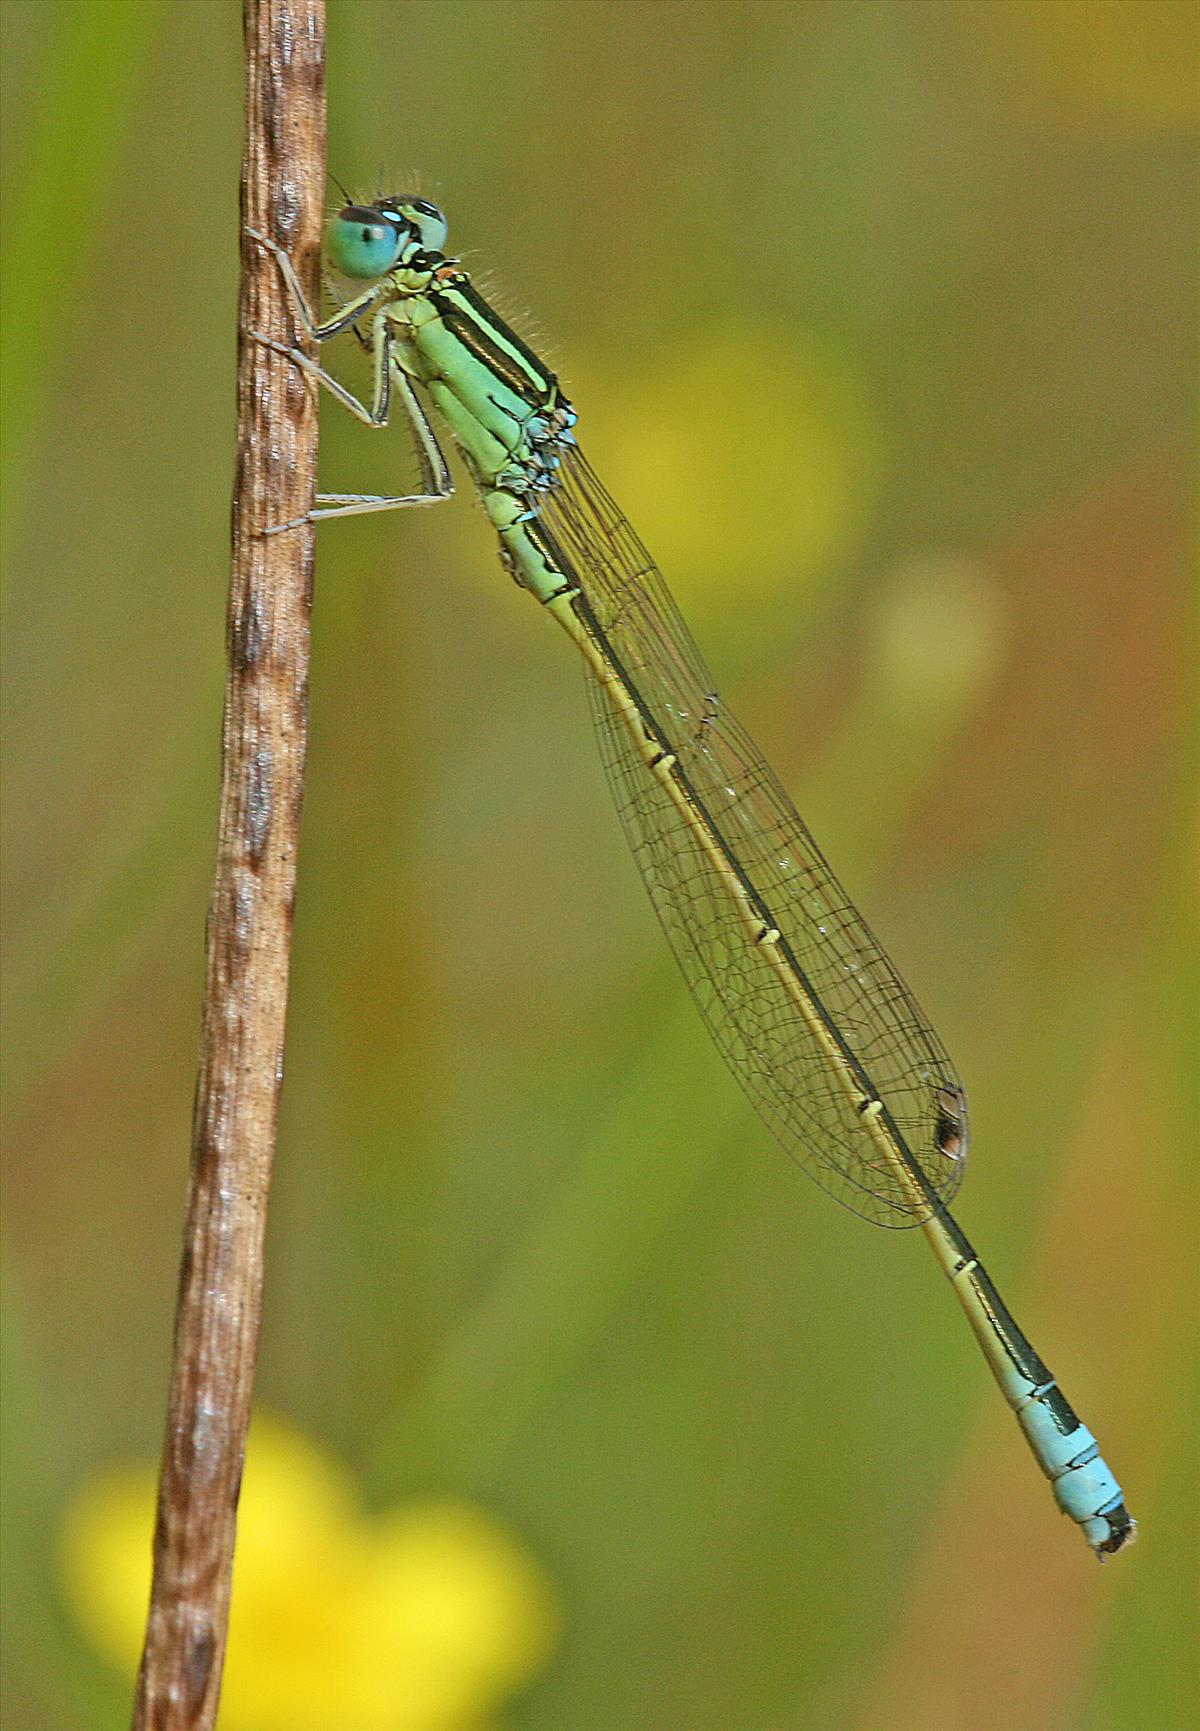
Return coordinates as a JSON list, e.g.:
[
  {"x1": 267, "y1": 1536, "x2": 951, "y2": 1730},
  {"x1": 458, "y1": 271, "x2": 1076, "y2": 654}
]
[{"x1": 131, "y1": 3, "x2": 326, "y2": 1724}]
